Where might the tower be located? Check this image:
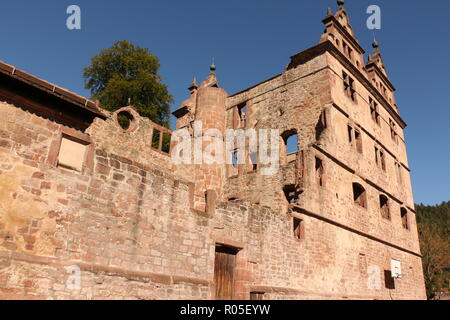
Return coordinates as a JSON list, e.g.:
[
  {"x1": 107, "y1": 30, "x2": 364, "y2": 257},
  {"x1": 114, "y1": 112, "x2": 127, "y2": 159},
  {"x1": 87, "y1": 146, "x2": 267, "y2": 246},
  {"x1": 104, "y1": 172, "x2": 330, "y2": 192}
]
[{"x1": 174, "y1": 63, "x2": 228, "y2": 212}]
